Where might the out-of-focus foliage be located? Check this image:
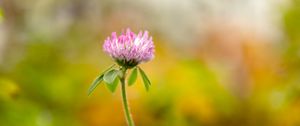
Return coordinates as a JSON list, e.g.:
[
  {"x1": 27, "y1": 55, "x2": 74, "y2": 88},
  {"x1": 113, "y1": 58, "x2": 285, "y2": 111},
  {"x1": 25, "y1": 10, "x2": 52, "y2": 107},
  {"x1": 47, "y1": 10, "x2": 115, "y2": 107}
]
[
  {"x1": 0, "y1": 0, "x2": 300, "y2": 126},
  {"x1": 0, "y1": 8, "x2": 3, "y2": 23}
]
